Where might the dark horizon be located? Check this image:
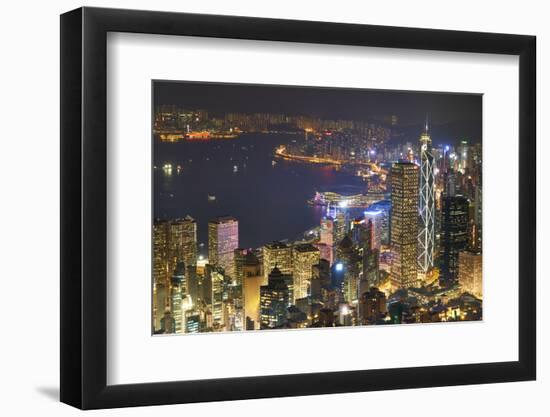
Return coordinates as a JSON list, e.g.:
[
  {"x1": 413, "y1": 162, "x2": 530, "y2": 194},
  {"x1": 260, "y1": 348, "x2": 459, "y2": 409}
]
[{"x1": 153, "y1": 80, "x2": 482, "y2": 128}]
